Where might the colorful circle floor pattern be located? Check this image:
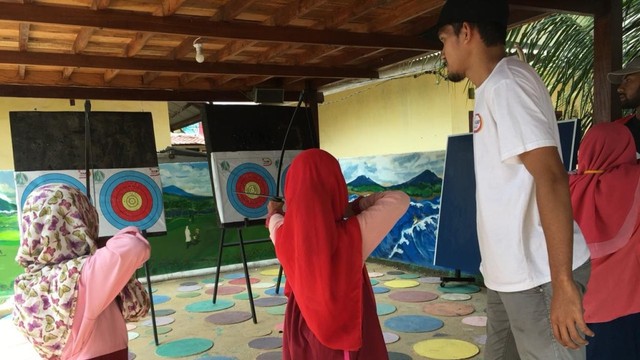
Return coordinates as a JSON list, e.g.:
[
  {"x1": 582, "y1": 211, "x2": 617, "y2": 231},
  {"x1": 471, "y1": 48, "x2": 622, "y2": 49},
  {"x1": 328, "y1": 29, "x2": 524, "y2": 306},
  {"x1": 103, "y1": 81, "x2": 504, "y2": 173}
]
[{"x1": 128, "y1": 267, "x2": 486, "y2": 359}]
